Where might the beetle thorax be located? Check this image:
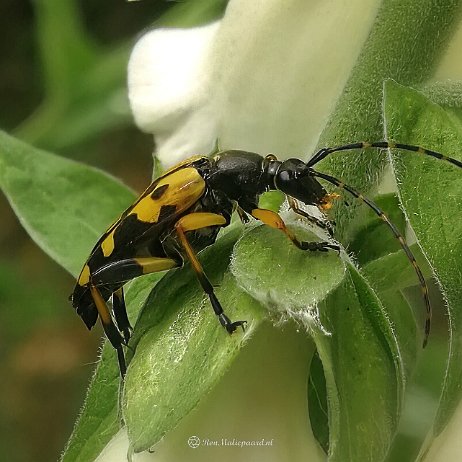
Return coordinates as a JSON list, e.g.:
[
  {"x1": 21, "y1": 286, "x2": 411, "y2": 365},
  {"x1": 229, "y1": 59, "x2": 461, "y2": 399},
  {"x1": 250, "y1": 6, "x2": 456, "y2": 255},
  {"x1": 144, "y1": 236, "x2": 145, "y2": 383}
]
[{"x1": 206, "y1": 150, "x2": 269, "y2": 202}]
